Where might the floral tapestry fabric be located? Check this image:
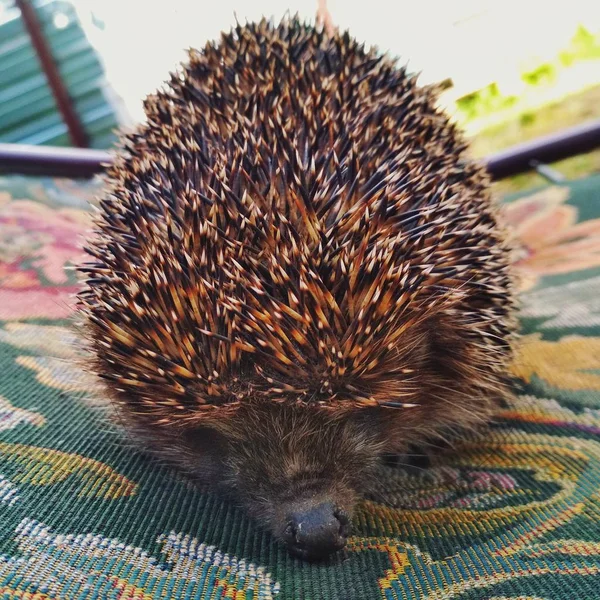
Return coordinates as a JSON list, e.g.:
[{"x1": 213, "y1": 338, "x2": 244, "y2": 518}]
[{"x1": 1, "y1": 172, "x2": 599, "y2": 599}]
